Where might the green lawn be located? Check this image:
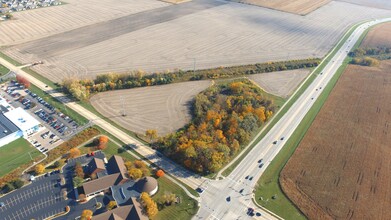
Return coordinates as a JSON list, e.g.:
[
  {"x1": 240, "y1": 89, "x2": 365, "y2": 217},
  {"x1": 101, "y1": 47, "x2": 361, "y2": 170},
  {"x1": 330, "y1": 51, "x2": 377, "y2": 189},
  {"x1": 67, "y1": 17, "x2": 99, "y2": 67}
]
[
  {"x1": 153, "y1": 176, "x2": 199, "y2": 220},
  {"x1": 0, "y1": 138, "x2": 42, "y2": 177},
  {"x1": 0, "y1": 64, "x2": 9, "y2": 76}
]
